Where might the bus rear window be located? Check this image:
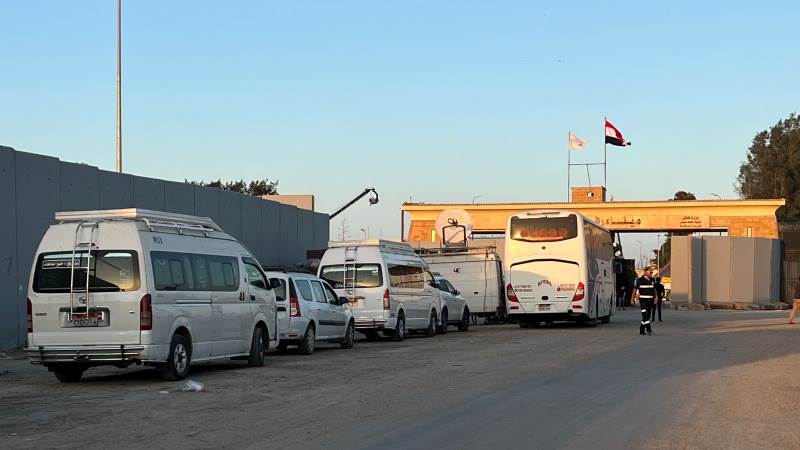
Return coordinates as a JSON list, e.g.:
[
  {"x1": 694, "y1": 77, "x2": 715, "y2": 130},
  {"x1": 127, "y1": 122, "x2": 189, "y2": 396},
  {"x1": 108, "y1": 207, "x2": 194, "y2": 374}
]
[
  {"x1": 510, "y1": 216, "x2": 578, "y2": 242},
  {"x1": 34, "y1": 251, "x2": 140, "y2": 293},
  {"x1": 320, "y1": 264, "x2": 383, "y2": 289}
]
